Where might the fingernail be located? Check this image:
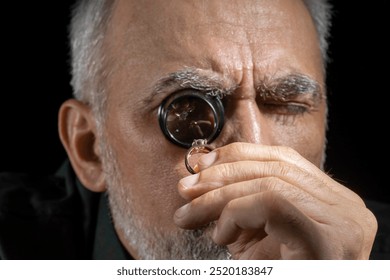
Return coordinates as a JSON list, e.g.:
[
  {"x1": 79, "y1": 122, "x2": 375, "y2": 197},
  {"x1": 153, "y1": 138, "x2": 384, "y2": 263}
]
[
  {"x1": 193, "y1": 164, "x2": 200, "y2": 173},
  {"x1": 179, "y1": 173, "x2": 199, "y2": 188},
  {"x1": 212, "y1": 225, "x2": 219, "y2": 241},
  {"x1": 198, "y1": 151, "x2": 217, "y2": 168},
  {"x1": 174, "y1": 204, "x2": 189, "y2": 220}
]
